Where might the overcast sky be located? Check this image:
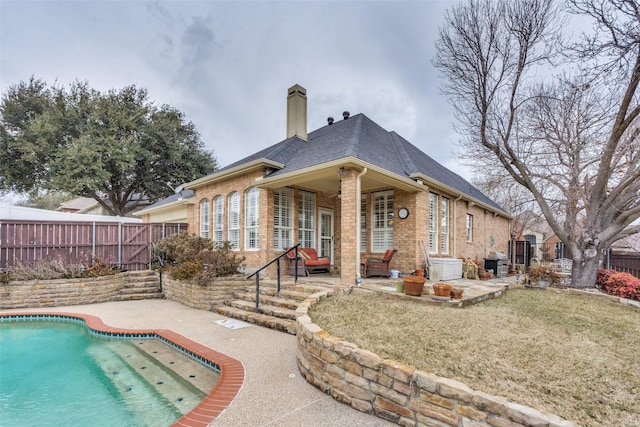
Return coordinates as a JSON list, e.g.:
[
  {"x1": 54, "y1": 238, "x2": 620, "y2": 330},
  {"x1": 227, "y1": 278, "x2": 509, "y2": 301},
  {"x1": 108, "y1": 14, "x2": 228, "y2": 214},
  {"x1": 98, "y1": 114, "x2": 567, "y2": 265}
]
[{"x1": 2, "y1": 0, "x2": 473, "y2": 194}]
